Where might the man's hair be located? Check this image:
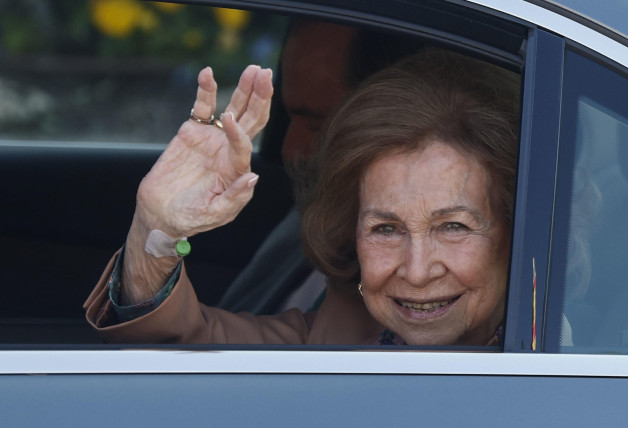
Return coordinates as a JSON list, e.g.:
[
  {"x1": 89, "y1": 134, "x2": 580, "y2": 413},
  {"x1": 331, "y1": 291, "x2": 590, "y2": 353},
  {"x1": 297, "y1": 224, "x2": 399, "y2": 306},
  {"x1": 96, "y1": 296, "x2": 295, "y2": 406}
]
[
  {"x1": 301, "y1": 49, "x2": 521, "y2": 292},
  {"x1": 288, "y1": 18, "x2": 424, "y2": 89},
  {"x1": 260, "y1": 19, "x2": 424, "y2": 163}
]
